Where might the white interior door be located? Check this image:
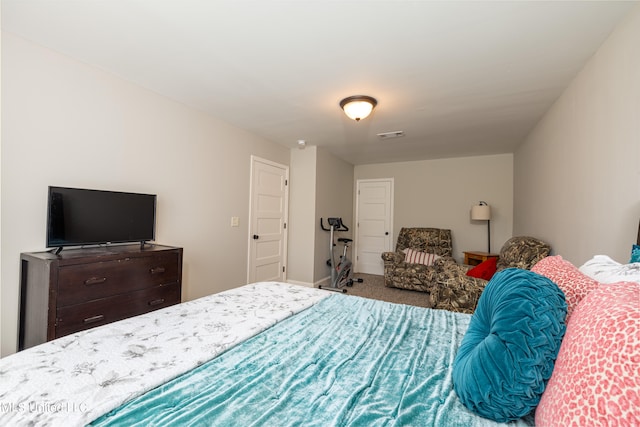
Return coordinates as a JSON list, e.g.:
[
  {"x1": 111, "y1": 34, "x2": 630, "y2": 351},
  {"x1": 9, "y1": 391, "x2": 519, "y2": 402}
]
[
  {"x1": 355, "y1": 179, "x2": 393, "y2": 275},
  {"x1": 248, "y1": 156, "x2": 289, "y2": 283}
]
